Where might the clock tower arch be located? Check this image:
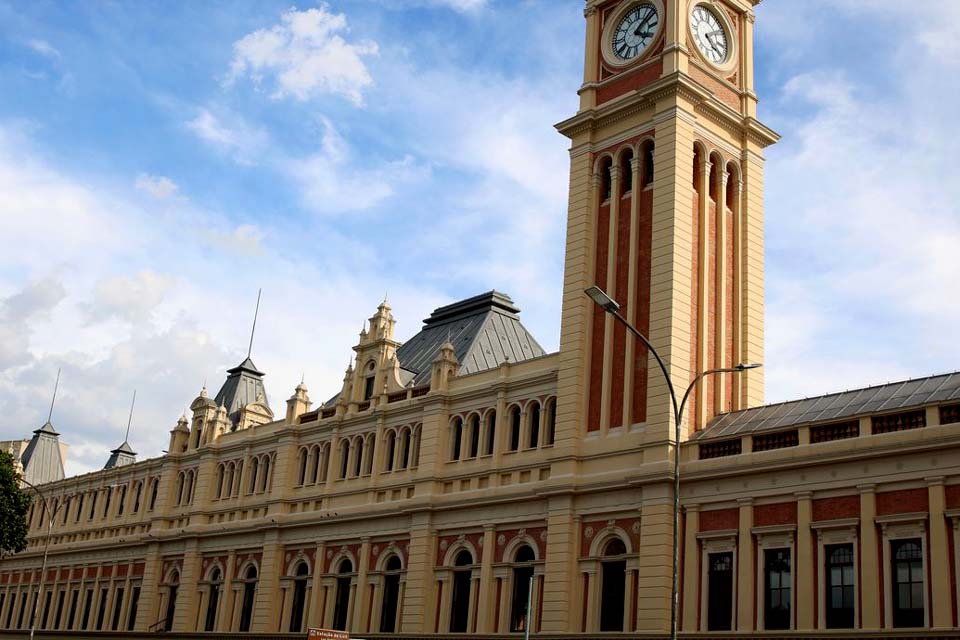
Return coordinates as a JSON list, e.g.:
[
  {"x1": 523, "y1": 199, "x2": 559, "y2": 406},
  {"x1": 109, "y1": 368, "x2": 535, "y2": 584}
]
[{"x1": 544, "y1": 0, "x2": 777, "y2": 633}]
